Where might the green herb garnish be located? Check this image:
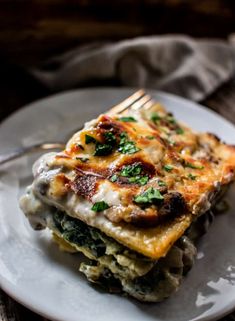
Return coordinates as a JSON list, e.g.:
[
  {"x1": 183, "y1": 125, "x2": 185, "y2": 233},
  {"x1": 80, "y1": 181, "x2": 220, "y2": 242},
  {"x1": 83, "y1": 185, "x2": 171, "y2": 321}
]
[
  {"x1": 120, "y1": 164, "x2": 142, "y2": 177},
  {"x1": 119, "y1": 116, "x2": 137, "y2": 122},
  {"x1": 104, "y1": 132, "x2": 116, "y2": 144},
  {"x1": 119, "y1": 141, "x2": 139, "y2": 154},
  {"x1": 85, "y1": 134, "x2": 97, "y2": 144},
  {"x1": 134, "y1": 187, "x2": 164, "y2": 204},
  {"x1": 166, "y1": 115, "x2": 176, "y2": 124},
  {"x1": 184, "y1": 162, "x2": 204, "y2": 169},
  {"x1": 158, "y1": 180, "x2": 166, "y2": 186},
  {"x1": 119, "y1": 132, "x2": 128, "y2": 145},
  {"x1": 188, "y1": 173, "x2": 197, "y2": 180},
  {"x1": 129, "y1": 176, "x2": 149, "y2": 186},
  {"x1": 95, "y1": 132, "x2": 117, "y2": 156},
  {"x1": 118, "y1": 132, "x2": 140, "y2": 154},
  {"x1": 86, "y1": 132, "x2": 117, "y2": 156},
  {"x1": 91, "y1": 201, "x2": 110, "y2": 212},
  {"x1": 110, "y1": 174, "x2": 118, "y2": 182},
  {"x1": 145, "y1": 135, "x2": 155, "y2": 140},
  {"x1": 94, "y1": 143, "x2": 113, "y2": 156},
  {"x1": 120, "y1": 163, "x2": 149, "y2": 185},
  {"x1": 163, "y1": 164, "x2": 173, "y2": 172},
  {"x1": 138, "y1": 176, "x2": 149, "y2": 186},
  {"x1": 151, "y1": 112, "x2": 161, "y2": 123},
  {"x1": 176, "y1": 127, "x2": 184, "y2": 135}
]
